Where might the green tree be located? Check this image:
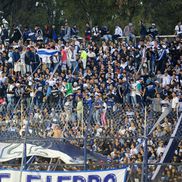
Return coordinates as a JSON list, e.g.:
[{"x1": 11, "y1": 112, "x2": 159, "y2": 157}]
[{"x1": 1, "y1": 0, "x2": 182, "y2": 34}]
